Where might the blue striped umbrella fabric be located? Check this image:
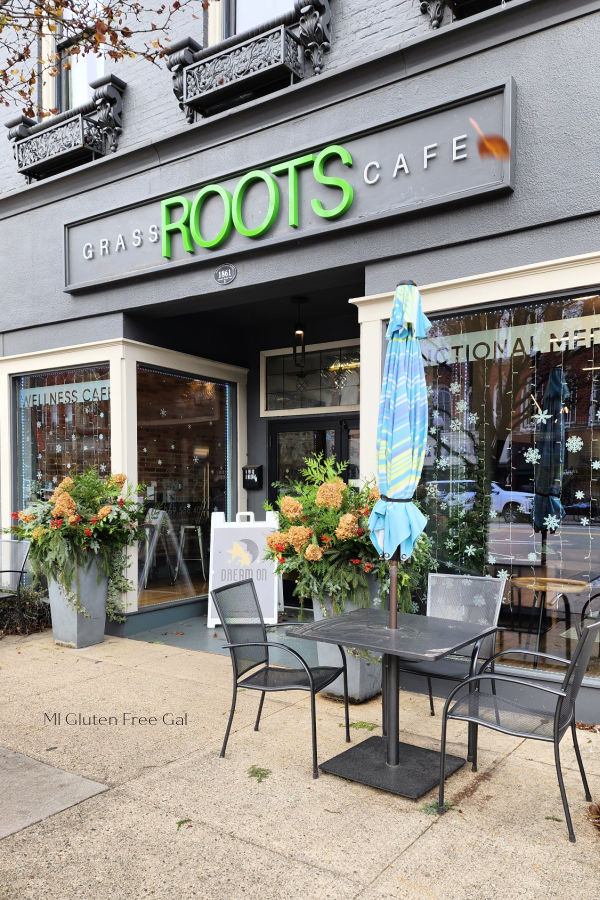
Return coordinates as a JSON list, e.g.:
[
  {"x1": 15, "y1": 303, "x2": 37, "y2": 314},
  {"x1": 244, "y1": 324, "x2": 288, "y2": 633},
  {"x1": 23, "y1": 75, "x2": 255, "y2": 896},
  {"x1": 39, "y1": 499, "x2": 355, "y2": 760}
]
[{"x1": 368, "y1": 283, "x2": 431, "y2": 560}]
